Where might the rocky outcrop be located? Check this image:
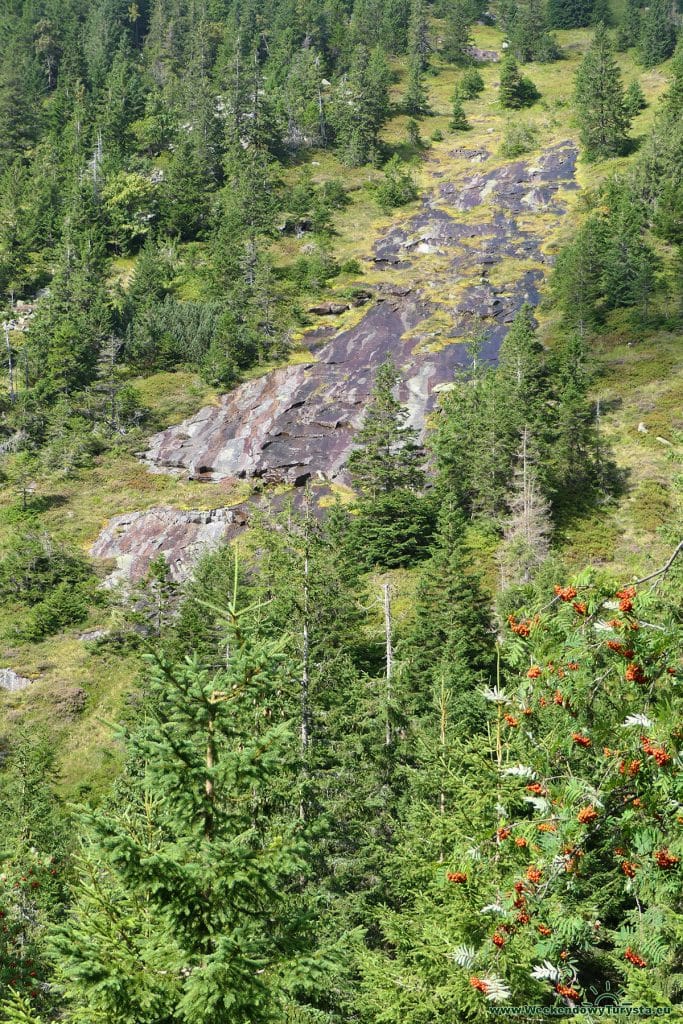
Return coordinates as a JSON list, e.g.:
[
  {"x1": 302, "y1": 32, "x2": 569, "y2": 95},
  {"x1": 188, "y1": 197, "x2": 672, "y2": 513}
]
[
  {"x1": 92, "y1": 142, "x2": 579, "y2": 581},
  {"x1": 438, "y1": 141, "x2": 578, "y2": 213},
  {"x1": 91, "y1": 506, "x2": 250, "y2": 583},
  {"x1": 0, "y1": 668, "x2": 34, "y2": 692},
  {"x1": 141, "y1": 146, "x2": 578, "y2": 489},
  {"x1": 142, "y1": 295, "x2": 442, "y2": 485}
]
